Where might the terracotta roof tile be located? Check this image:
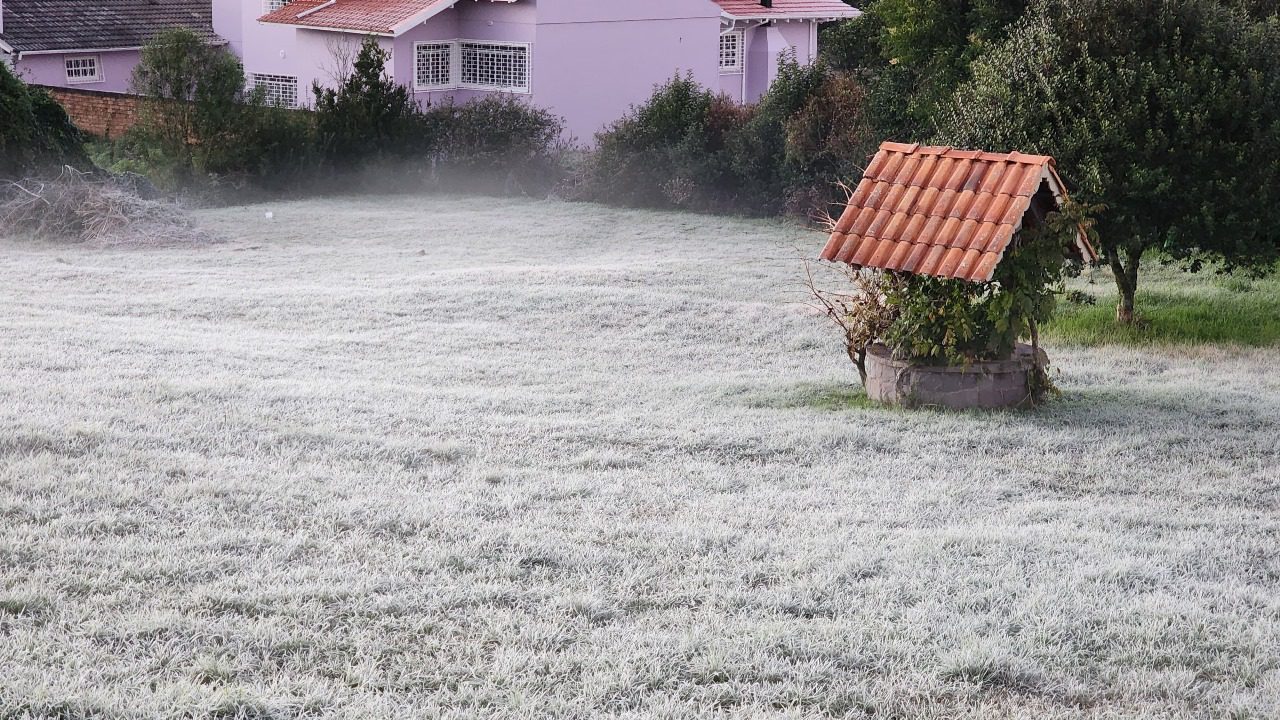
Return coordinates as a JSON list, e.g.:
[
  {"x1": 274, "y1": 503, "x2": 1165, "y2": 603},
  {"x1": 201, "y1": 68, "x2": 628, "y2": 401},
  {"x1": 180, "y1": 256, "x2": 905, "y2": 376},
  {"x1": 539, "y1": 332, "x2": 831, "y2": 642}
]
[
  {"x1": 820, "y1": 142, "x2": 1099, "y2": 281},
  {"x1": 258, "y1": 0, "x2": 450, "y2": 35}
]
